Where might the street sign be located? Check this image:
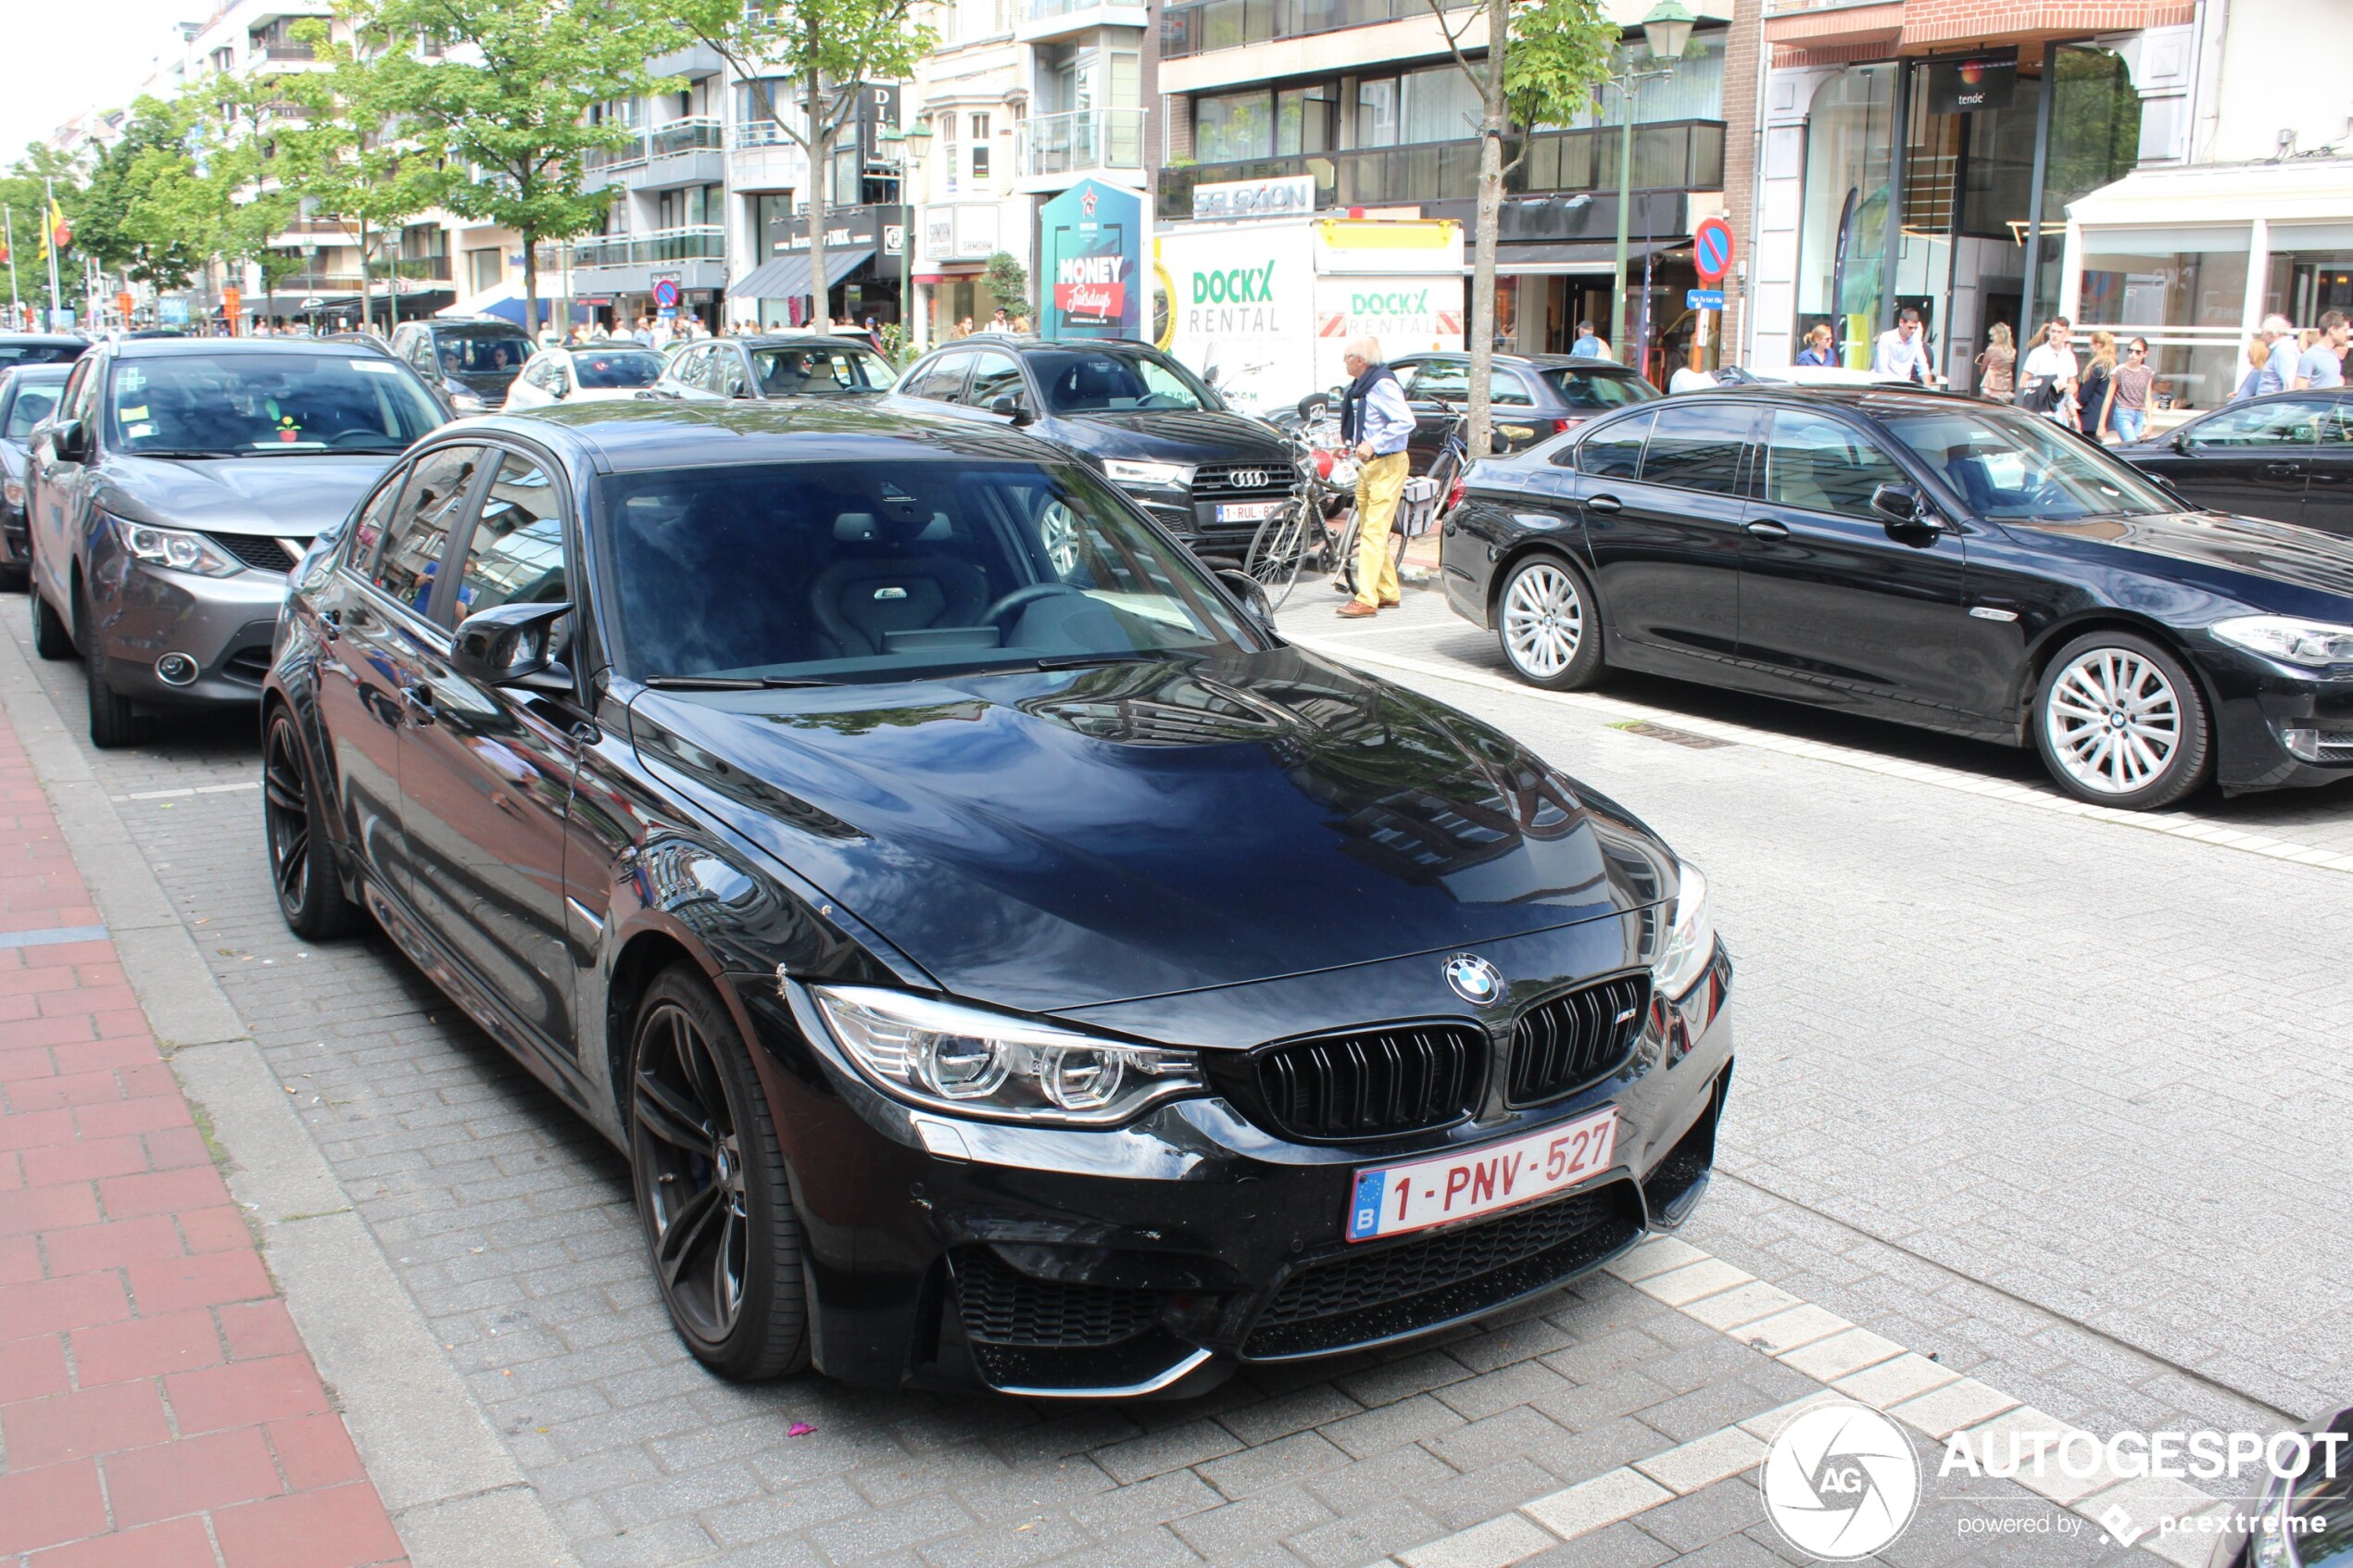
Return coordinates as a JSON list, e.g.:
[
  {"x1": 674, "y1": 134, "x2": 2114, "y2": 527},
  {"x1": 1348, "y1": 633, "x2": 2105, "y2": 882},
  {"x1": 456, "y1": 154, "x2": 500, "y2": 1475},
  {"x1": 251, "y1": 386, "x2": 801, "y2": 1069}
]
[
  {"x1": 651, "y1": 278, "x2": 680, "y2": 309},
  {"x1": 1693, "y1": 218, "x2": 1734, "y2": 283},
  {"x1": 1687, "y1": 288, "x2": 1725, "y2": 310}
]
